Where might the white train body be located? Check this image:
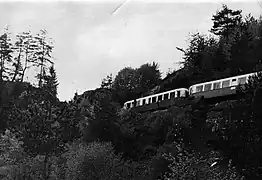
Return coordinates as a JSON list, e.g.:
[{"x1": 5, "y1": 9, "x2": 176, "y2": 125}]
[{"x1": 123, "y1": 72, "x2": 259, "y2": 110}]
